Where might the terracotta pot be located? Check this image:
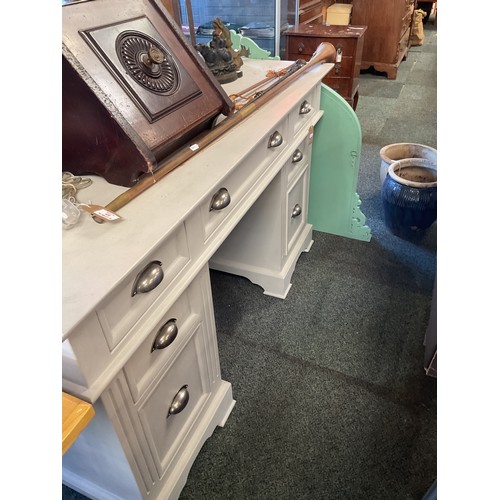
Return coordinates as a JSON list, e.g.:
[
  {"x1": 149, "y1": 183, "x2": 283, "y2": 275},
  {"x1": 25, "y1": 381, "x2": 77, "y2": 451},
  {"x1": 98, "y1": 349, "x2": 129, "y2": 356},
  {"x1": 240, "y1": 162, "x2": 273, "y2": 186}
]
[
  {"x1": 379, "y1": 143, "x2": 437, "y2": 186},
  {"x1": 381, "y1": 158, "x2": 437, "y2": 240}
]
